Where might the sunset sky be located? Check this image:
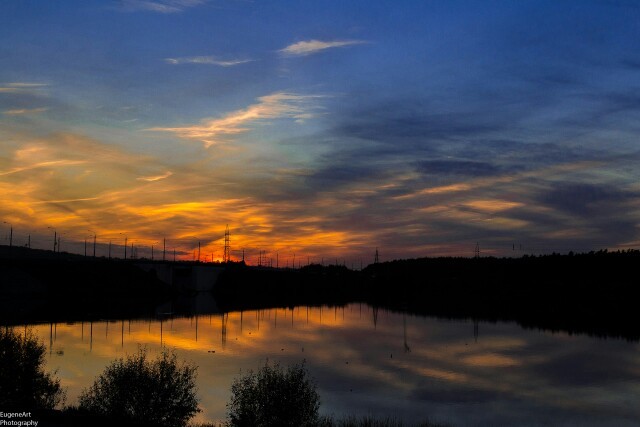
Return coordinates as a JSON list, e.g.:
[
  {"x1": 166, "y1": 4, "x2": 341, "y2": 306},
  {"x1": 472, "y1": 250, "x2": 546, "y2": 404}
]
[{"x1": 1, "y1": 0, "x2": 639, "y2": 263}]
